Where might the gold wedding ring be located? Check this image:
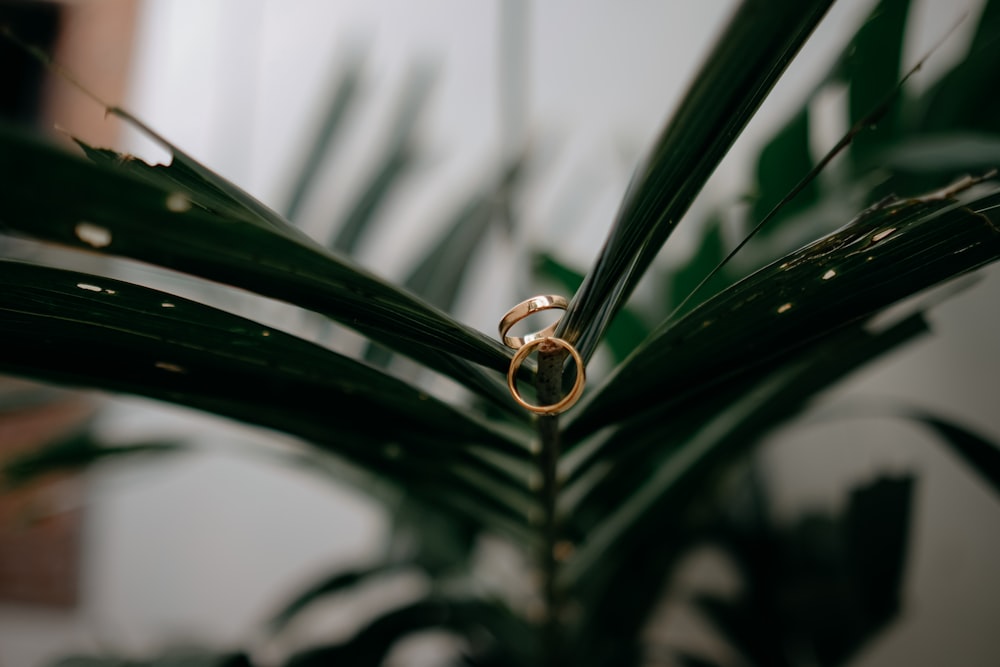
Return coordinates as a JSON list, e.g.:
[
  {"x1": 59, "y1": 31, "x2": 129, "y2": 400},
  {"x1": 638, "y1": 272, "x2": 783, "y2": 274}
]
[
  {"x1": 498, "y1": 295, "x2": 568, "y2": 349},
  {"x1": 506, "y1": 337, "x2": 586, "y2": 416}
]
